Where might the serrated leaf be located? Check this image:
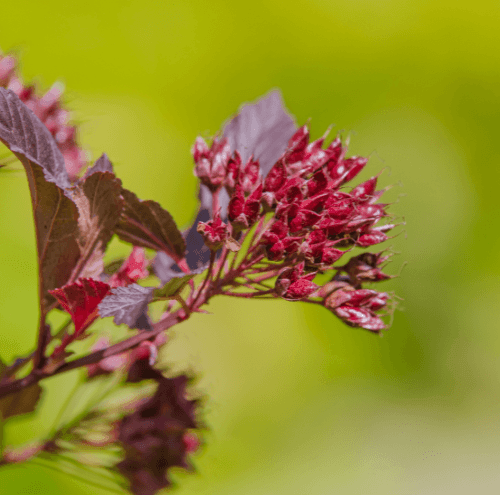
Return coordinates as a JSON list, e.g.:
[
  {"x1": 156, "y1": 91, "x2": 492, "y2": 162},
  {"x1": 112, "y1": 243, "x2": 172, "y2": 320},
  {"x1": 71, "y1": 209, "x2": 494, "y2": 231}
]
[
  {"x1": 69, "y1": 165, "x2": 123, "y2": 281},
  {"x1": 223, "y1": 89, "x2": 297, "y2": 176},
  {"x1": 99, "y1": 284, "x2": 154, "y2": 330},
  {"x1": 0, "y1": 88, "x2": 80, "y2": 311},
  {"x1": 49, "y1": 278, "x2": 111, "y2": 335},
  {"x1": 117, "y1": 373, "x2": 198, "y2": 494},
  {"x1": 115, "y1": 188, "x2": 186, "y2": 262},
  {"x1": 0, "y1": 88, "x2": 70, "y2": 189},
  {"x1": 0, "y1": 384, "x2": 42, "y2": 420},
  {"x1": 83, "y1": 152, "x2": 114, "y2": 178}
]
